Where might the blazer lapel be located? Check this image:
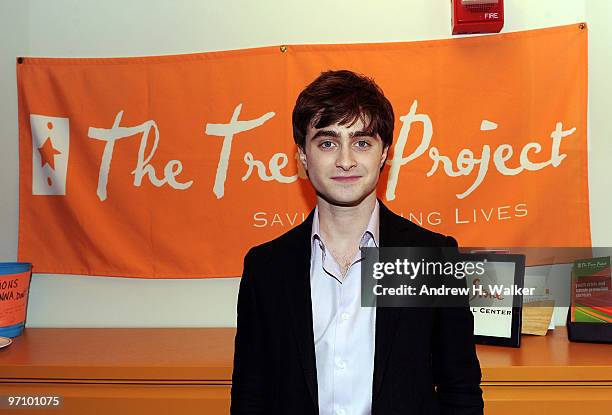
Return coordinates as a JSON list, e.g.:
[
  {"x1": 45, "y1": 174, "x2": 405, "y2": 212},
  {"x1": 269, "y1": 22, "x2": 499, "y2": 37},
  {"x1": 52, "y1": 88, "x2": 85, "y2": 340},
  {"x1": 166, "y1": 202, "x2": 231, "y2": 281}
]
[
  {"x1": 285, "y1": 209, "x2": 319, "y2": 410},
  {"x1": 372, "y1": 200, "x2": 406, "y2": 401}
]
